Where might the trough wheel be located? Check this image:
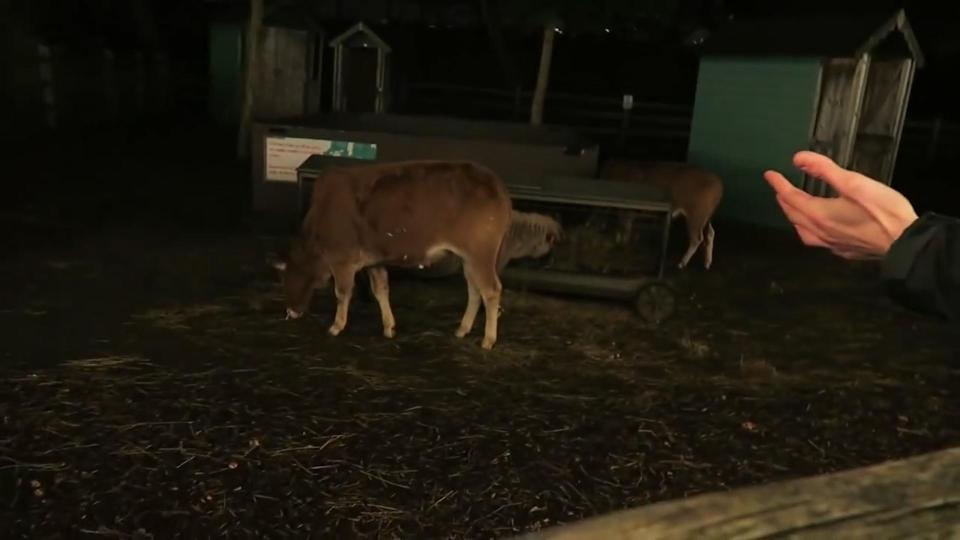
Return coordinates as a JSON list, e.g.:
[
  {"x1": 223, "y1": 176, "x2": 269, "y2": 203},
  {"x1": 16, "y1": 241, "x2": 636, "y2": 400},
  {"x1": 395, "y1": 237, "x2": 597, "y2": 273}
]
[{"x1": 634, "y1": 281, "x2": 676, "y2": 324}]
